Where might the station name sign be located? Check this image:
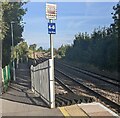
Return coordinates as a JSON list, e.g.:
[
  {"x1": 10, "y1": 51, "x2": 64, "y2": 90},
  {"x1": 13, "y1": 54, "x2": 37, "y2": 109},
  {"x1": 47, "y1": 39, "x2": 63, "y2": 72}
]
[{"x1": 46, "y1": 3, "x2": 57, "y2": 20}]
